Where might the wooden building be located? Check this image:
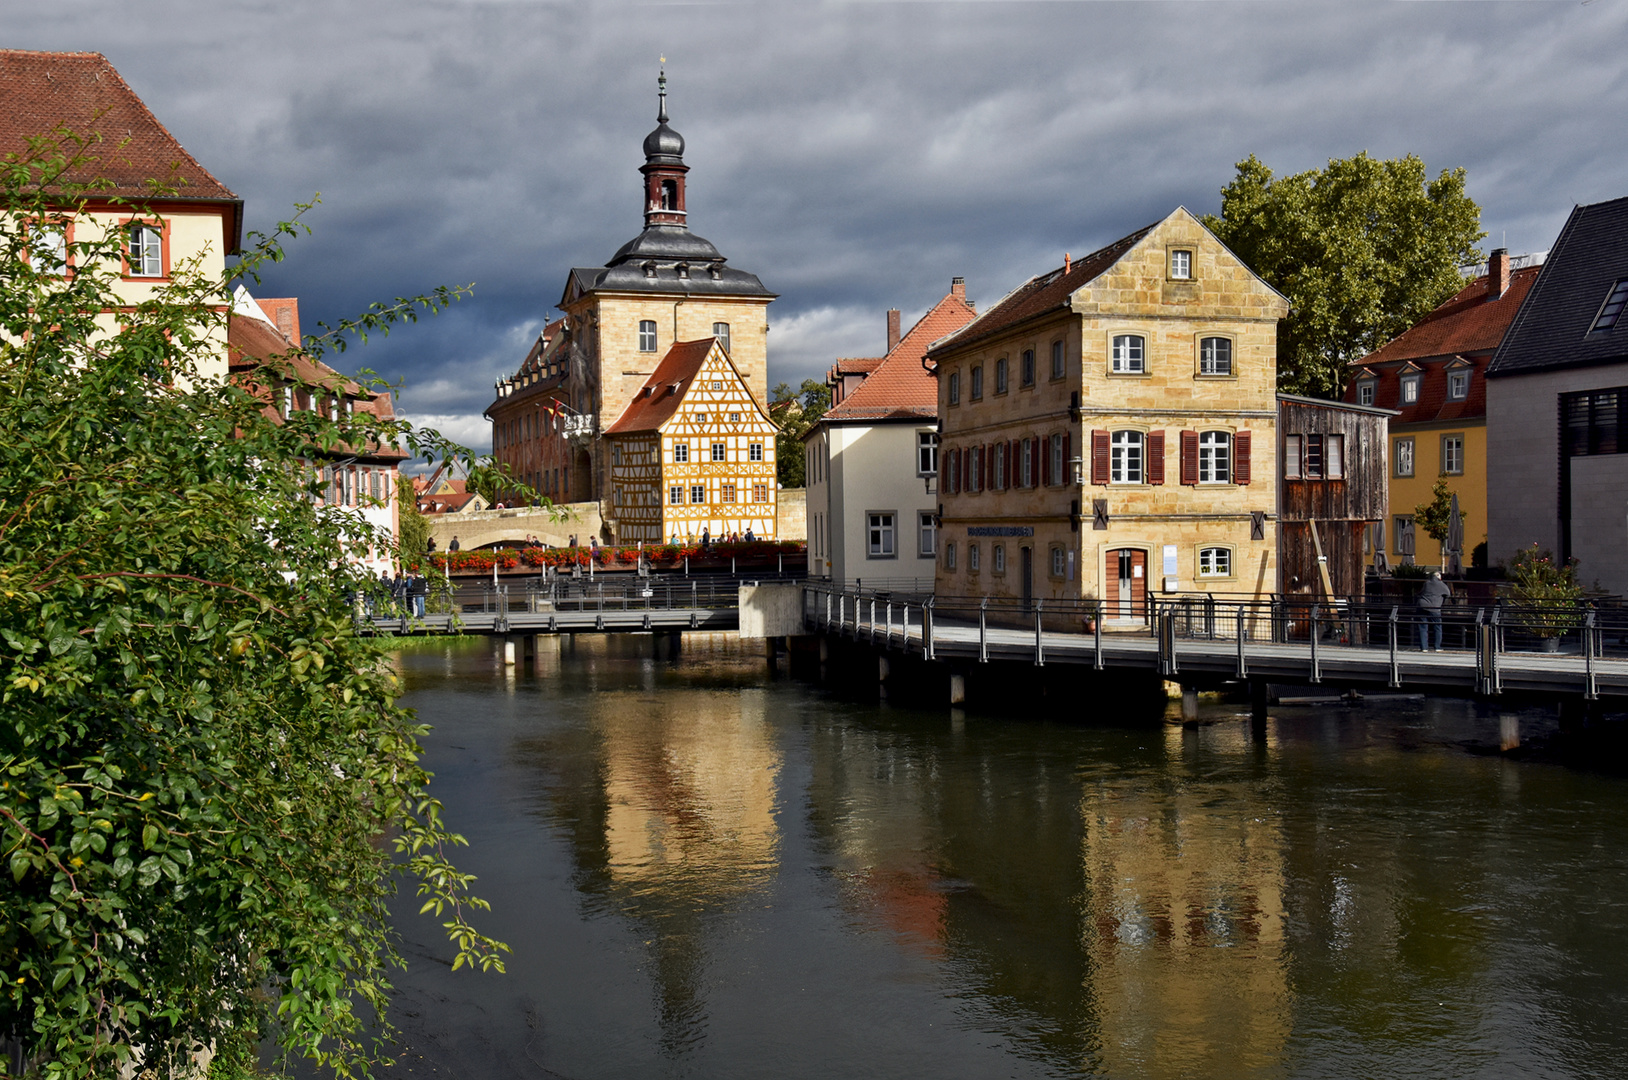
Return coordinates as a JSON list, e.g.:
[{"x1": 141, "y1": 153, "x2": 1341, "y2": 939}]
[{"x1": 1275, "y1": 394, "x2": 1393, "y2": 601}]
